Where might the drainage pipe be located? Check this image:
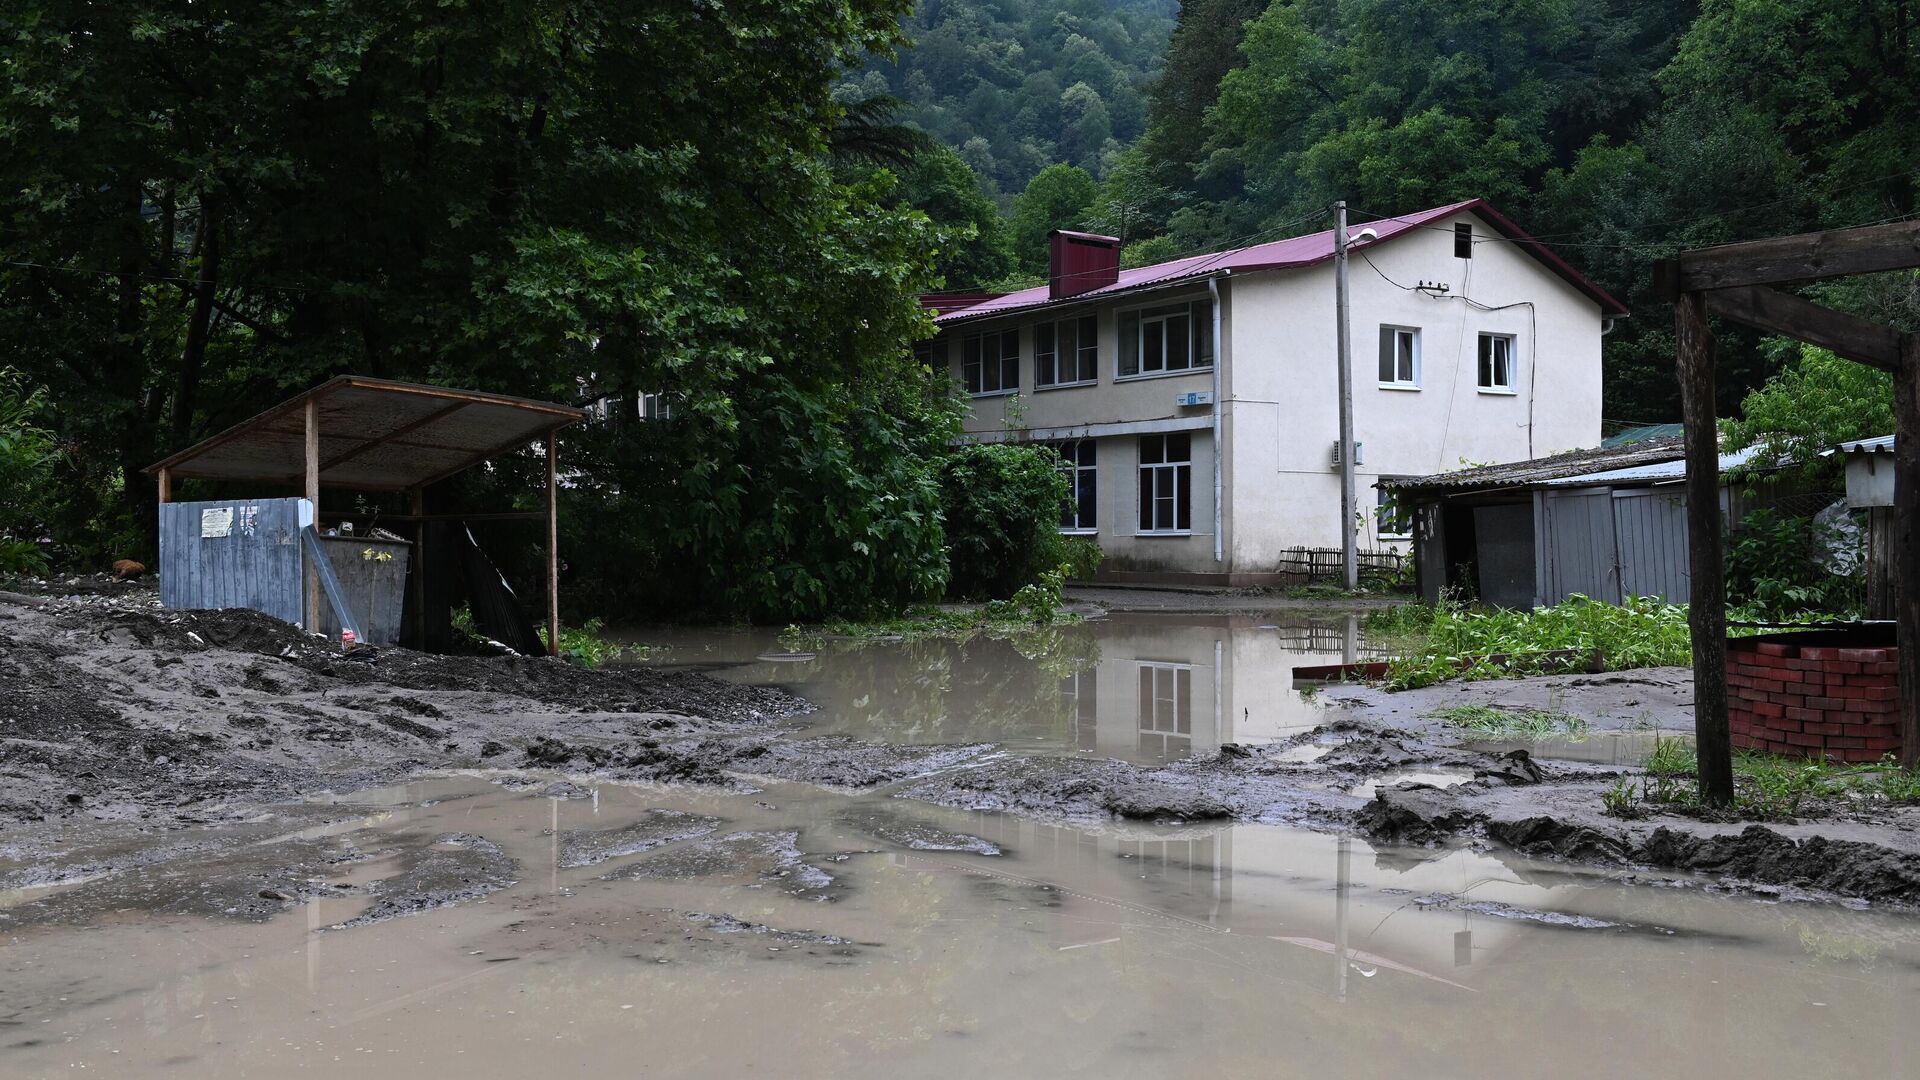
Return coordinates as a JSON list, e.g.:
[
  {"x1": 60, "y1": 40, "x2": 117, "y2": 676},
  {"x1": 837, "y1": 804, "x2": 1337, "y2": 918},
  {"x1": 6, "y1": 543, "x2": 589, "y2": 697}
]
[{"x1": 1209, "y1": 275, "x2": 1226, "y2": 565}]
